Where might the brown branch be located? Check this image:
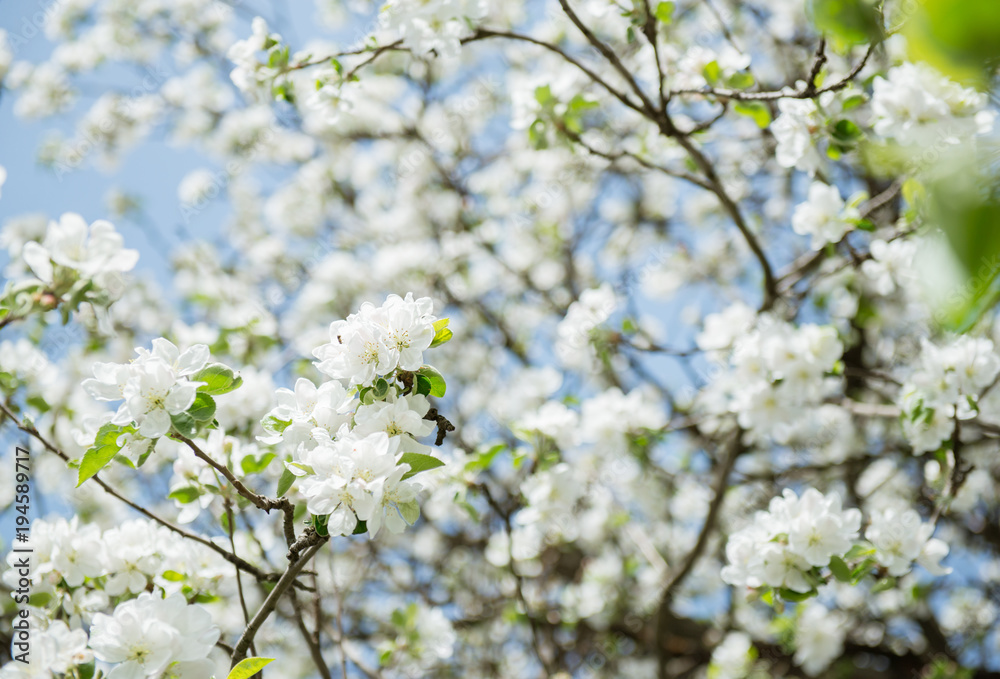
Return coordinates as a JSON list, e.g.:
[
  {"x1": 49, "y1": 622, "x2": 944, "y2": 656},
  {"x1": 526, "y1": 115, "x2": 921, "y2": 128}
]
[
  {"x1": 0, "y1": 401, "x2": 304, "y2": 589},
  {"x1": 232, "y1": 540, "x2": 328, "y2": 666},
  {"x1": 656, "y1": 432, "x2": 742, "y2": 677}
]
